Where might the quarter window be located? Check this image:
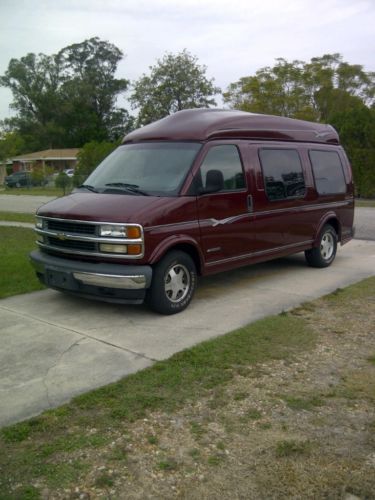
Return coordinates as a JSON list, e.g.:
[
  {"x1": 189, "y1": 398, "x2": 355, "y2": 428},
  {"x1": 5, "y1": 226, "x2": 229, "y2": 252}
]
[
  {"x1": 310, "y1": 150, "x2": 346, "y2": 194},
  {"x1": 199, "y1": 145, "x2": 245, "y2": 192},
  {"x1": 259, "y1": 149, "x2": 306, "y2": 201}
]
